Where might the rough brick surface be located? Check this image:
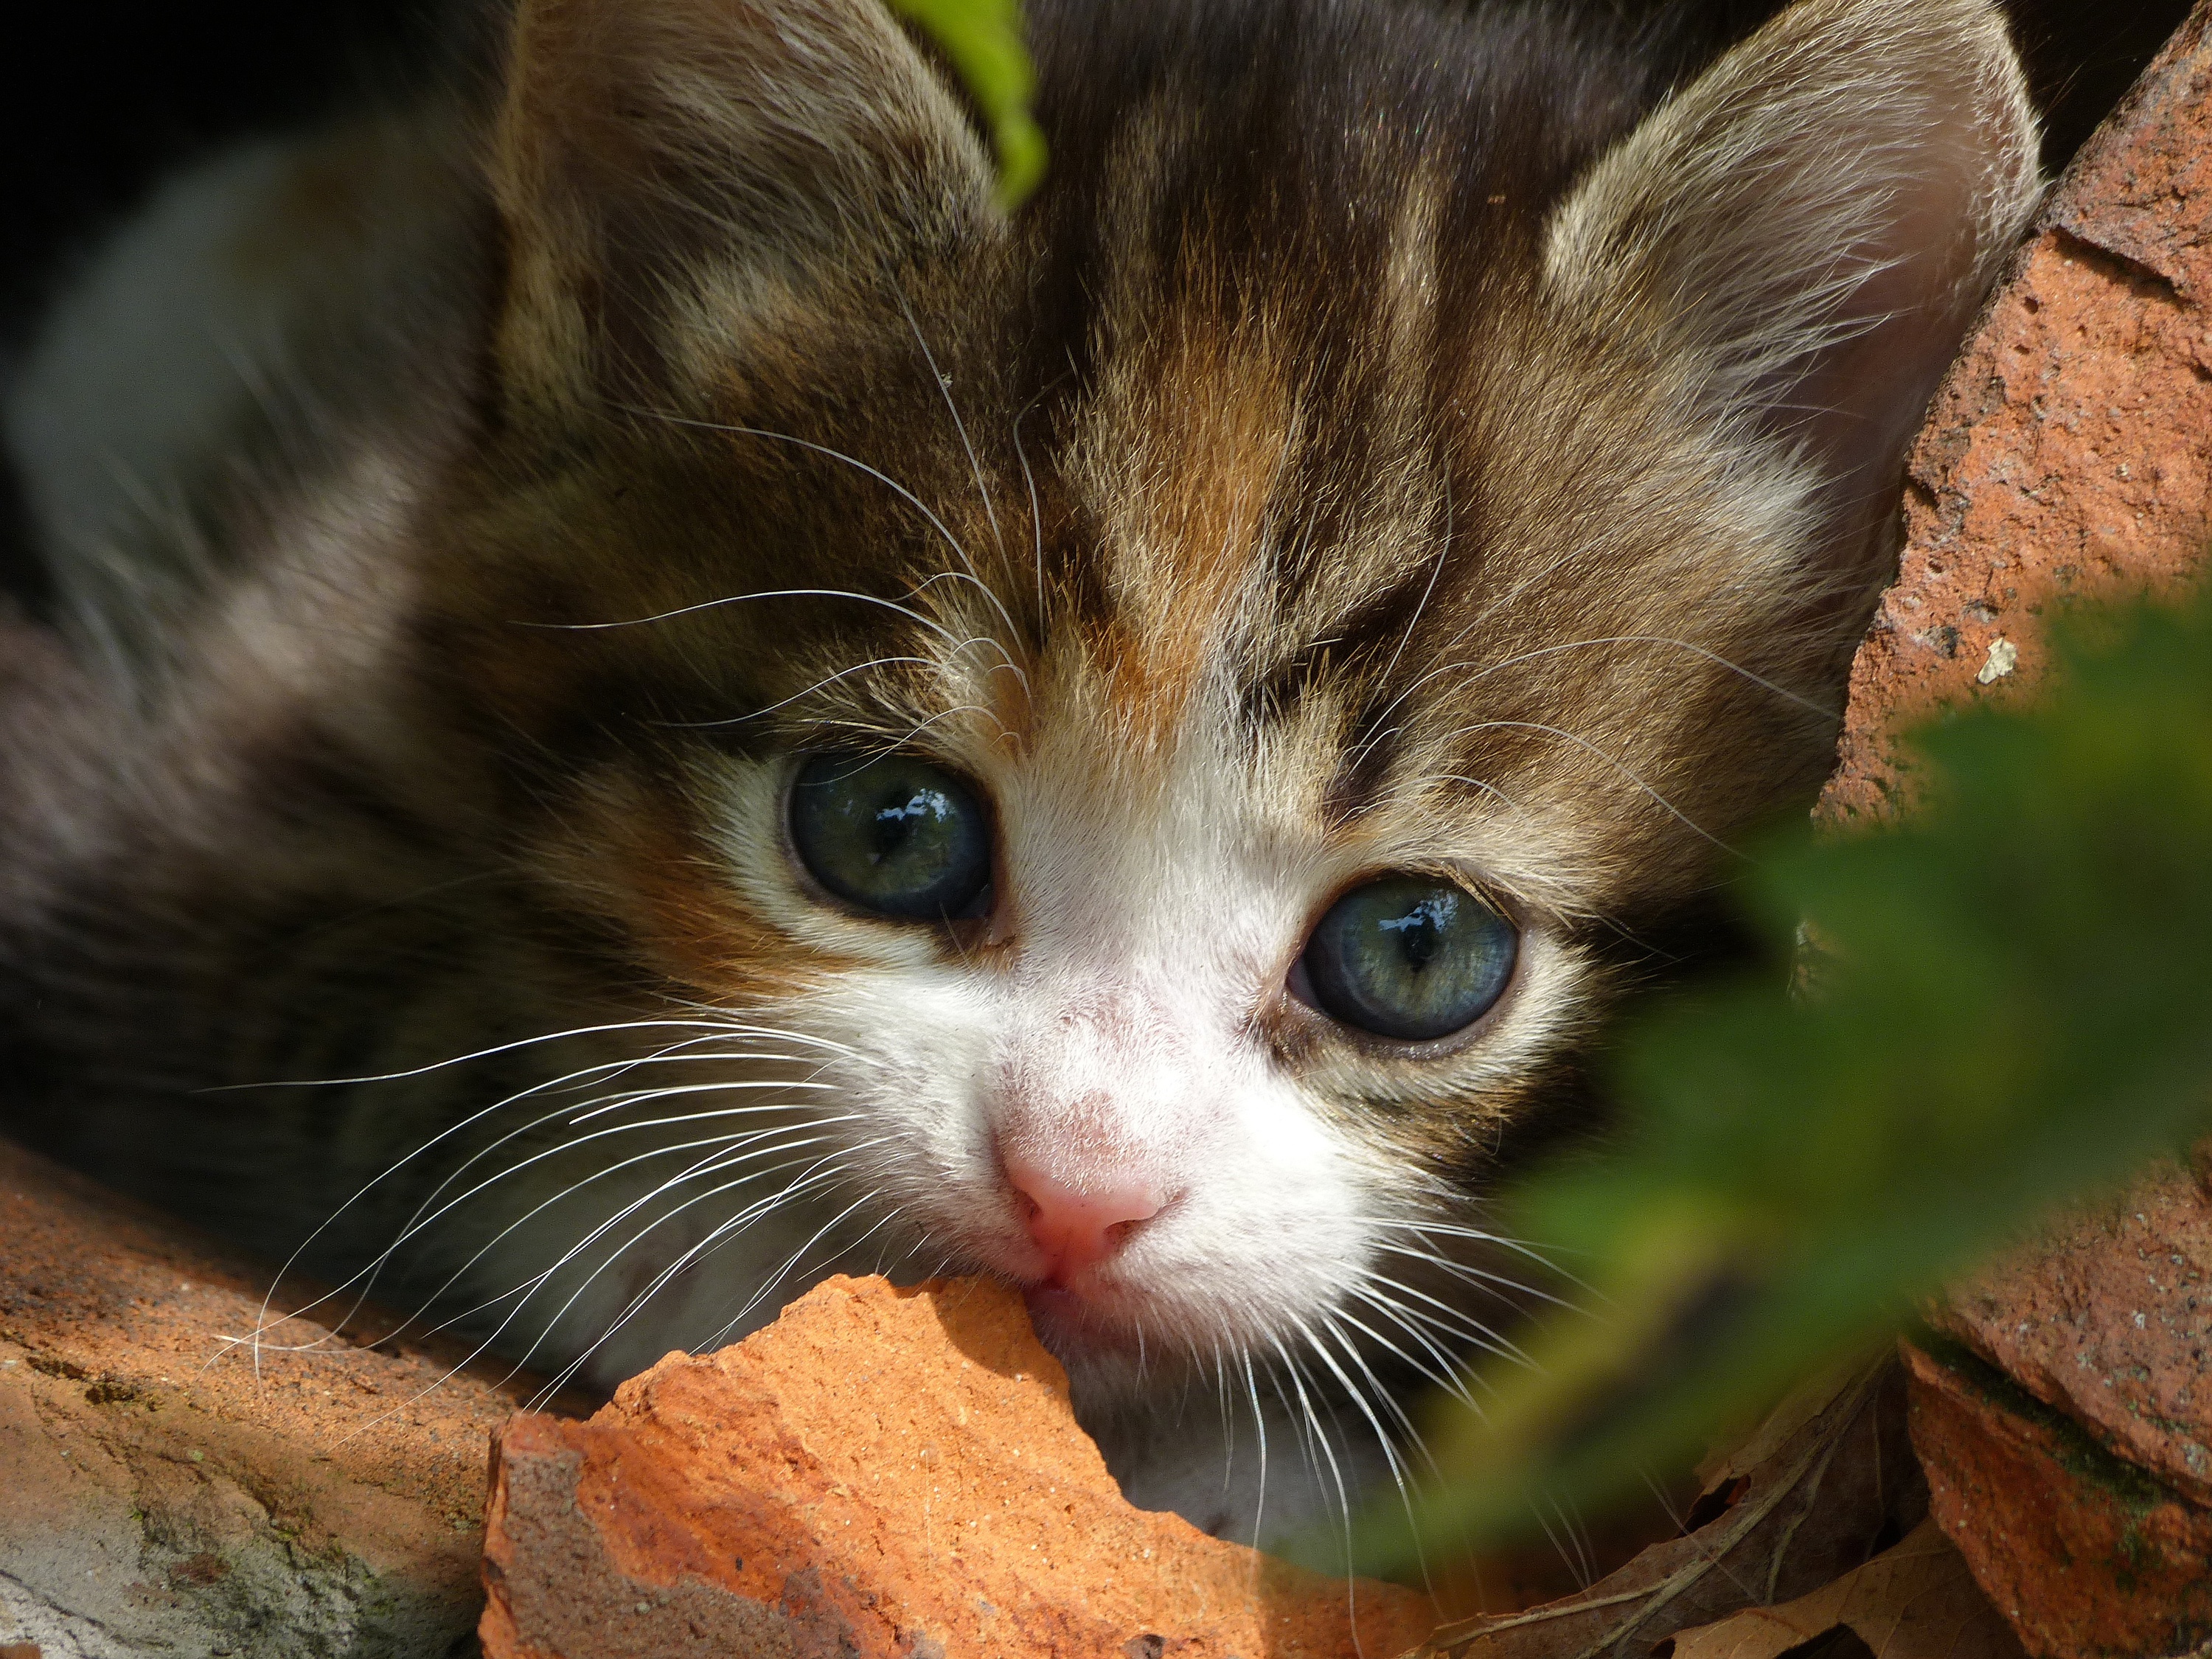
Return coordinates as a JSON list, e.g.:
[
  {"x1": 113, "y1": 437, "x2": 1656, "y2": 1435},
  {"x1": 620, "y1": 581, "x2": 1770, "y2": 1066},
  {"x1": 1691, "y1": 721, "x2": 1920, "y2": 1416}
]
[
  {"x1": 1903, "y1": 1337, "x2": 2212, "y2": 1659},
  {"x1": 1929, "y1": 1159, "x2": 2212, "y2": 1510},
  {"x1": 1901, "y1": 1156, "x2": 2212, "y2": 1658},
  {"x1": 0, "y1": 1134, "x2": 554, "y2": 1659},
  {"x1": 1818, "y1": 2, "x2": 2212, "y2": 827},
  {"x1": 479, "y1": 1275, "x2": 1441, "y2": 1659}
]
